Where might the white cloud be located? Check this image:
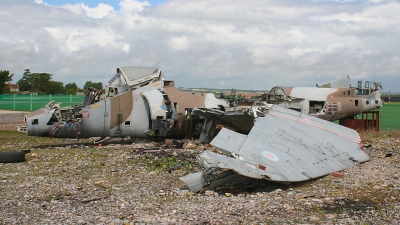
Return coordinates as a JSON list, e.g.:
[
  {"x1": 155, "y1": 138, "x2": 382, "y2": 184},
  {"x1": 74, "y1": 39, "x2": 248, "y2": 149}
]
[
  {"x1": 1, "y1": 0, "x2": 400, "y2": 92},
  {"x1": 120, "y1": 0, "x2": 150, "y2": 14},
  {"x1": 326, "y1": 41, "x2": 347, "y2": 54},
  {"x1": 287, "y1": 47, "x2": 322, "y2": 58},
  {"x1": 169, "y1": 36, "x2": 189, "y2": 51},
  {"x1": 44, "y1": 27, "x2": 129, "y2": 55},
  {"x1": 82, "y1": 3, "x2": 114, "y2": 18},
  {"x1": 61, "y1": 3, "x2": 114, "y2": 18}
]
